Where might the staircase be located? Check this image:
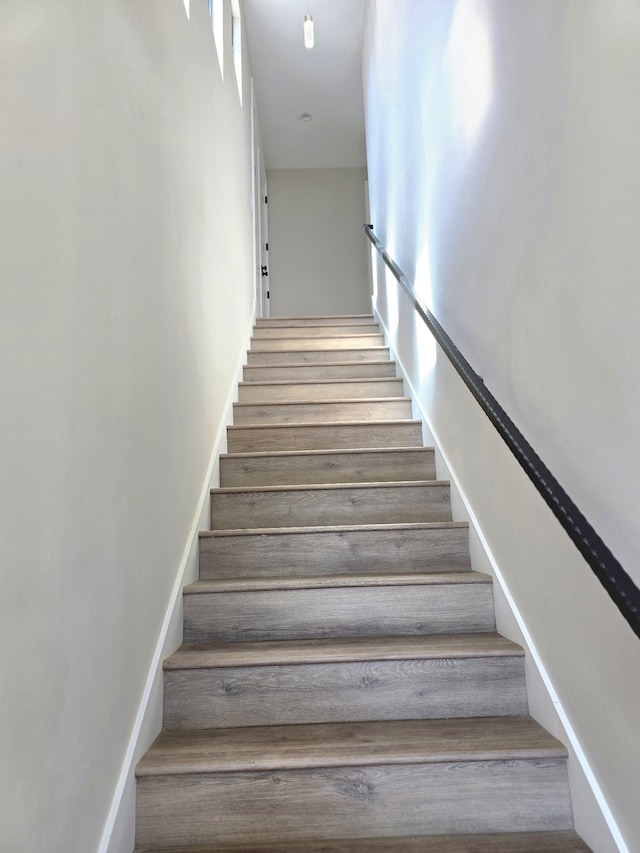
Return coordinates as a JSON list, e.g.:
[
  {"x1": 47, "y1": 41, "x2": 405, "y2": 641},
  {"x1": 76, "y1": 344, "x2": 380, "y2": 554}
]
[{"x1": 135, "y1": 315, "x2": 591, "y2": 852}]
